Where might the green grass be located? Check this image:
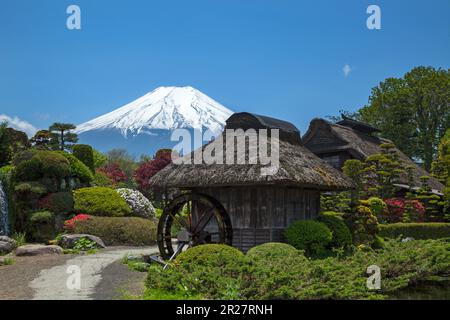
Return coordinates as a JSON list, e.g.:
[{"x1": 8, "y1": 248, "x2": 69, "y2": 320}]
[
  {"x1": 0, "y1": 257, "x2": 16, "y2": 266},
  {"x1": 11, "y1": 232, "x2": 26, "y2": 247}
]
